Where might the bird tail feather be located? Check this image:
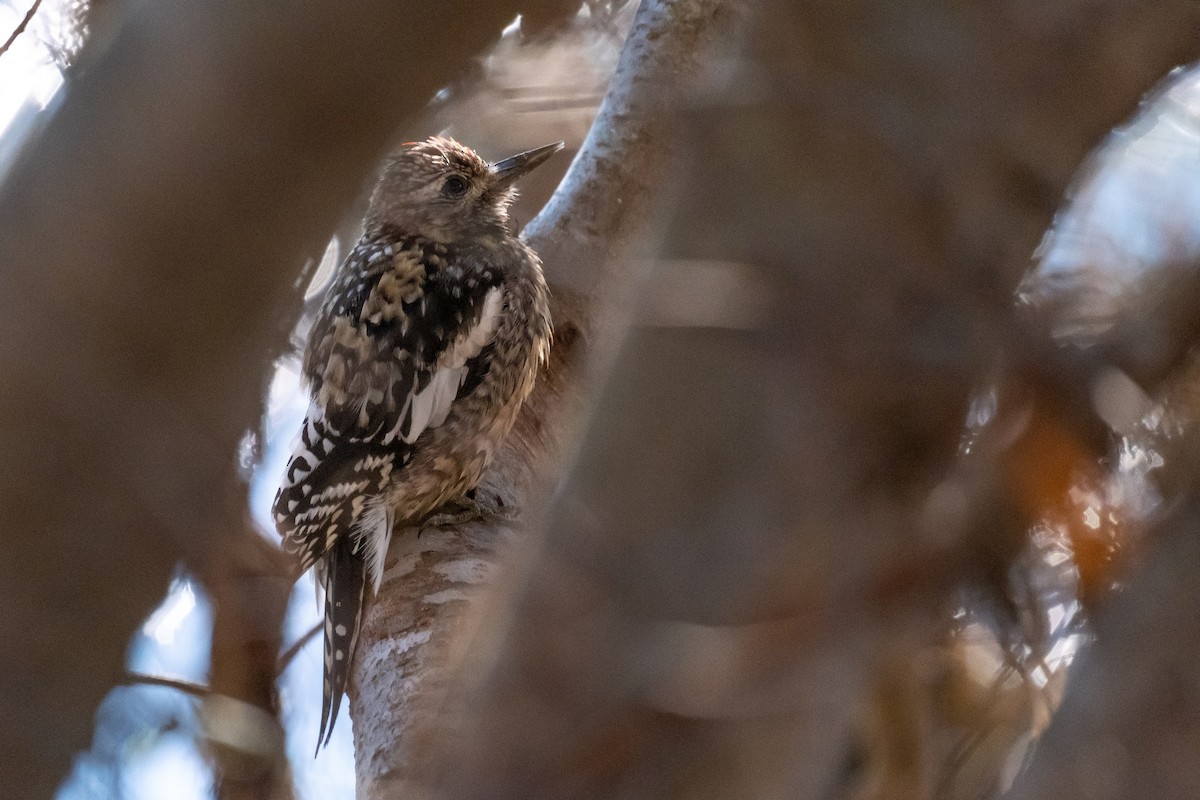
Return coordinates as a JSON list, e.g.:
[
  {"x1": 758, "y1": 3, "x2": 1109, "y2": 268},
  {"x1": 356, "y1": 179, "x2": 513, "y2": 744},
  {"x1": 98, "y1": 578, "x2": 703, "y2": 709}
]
[{"x1": 316, "y1": 536, "x2": 366, "y2": 754}]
